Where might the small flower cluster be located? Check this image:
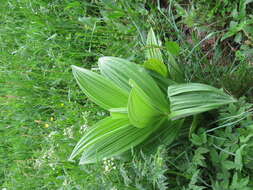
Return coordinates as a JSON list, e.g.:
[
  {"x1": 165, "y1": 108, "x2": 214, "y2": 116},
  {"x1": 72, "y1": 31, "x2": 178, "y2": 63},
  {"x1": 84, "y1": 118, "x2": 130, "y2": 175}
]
[
  {"x1": 103, "y1": 158, "x2": 116, "y2": 173},
  {"x1": 63, "y1": 126, "x2": 74, "y2": 138}
]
